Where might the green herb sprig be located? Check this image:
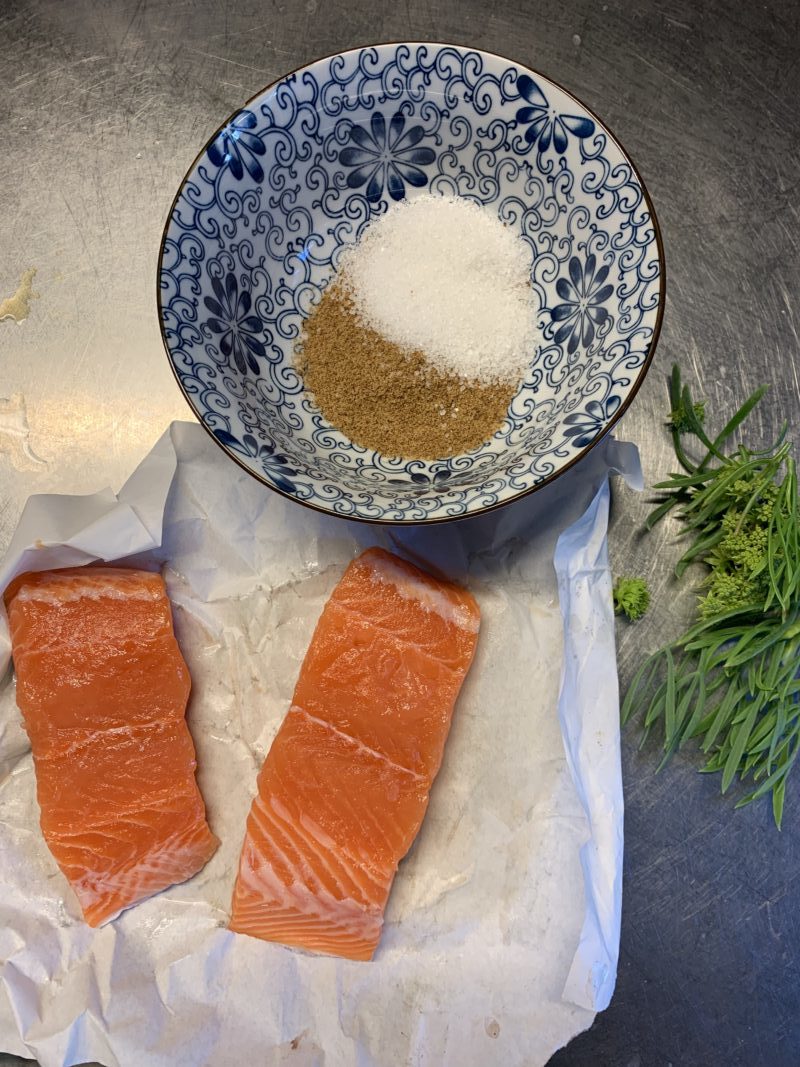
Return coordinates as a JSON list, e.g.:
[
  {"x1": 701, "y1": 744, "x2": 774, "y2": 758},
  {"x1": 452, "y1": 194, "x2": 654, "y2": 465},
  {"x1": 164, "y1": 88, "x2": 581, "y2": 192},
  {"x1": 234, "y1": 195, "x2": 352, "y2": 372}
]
[
  {"x1": 613, "y1": 577, "x2": 651, "y2": 622},
  {"x1": 622, "y1": 365, "x2": 800, "y2": 827}
]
